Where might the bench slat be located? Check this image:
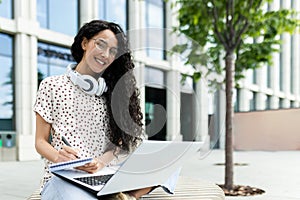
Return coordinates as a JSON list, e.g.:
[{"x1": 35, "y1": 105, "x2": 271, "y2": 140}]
[{"x1": 27, "y1": 177, "x2": 225, "y2": 200}]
